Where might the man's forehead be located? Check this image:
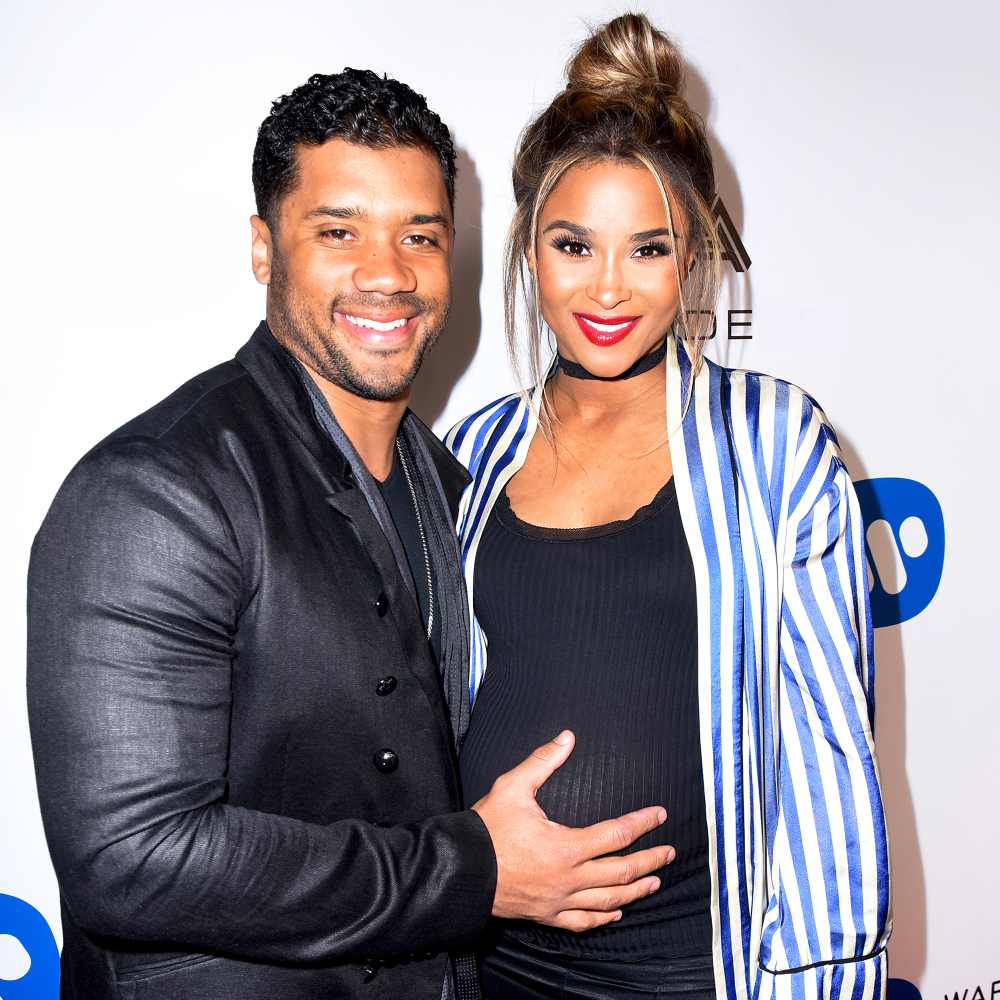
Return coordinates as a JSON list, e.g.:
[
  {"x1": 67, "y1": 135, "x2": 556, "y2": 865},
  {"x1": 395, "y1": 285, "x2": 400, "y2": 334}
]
[{"x1": 288, "y1": 139, "x2": 450, "y2": 221}]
